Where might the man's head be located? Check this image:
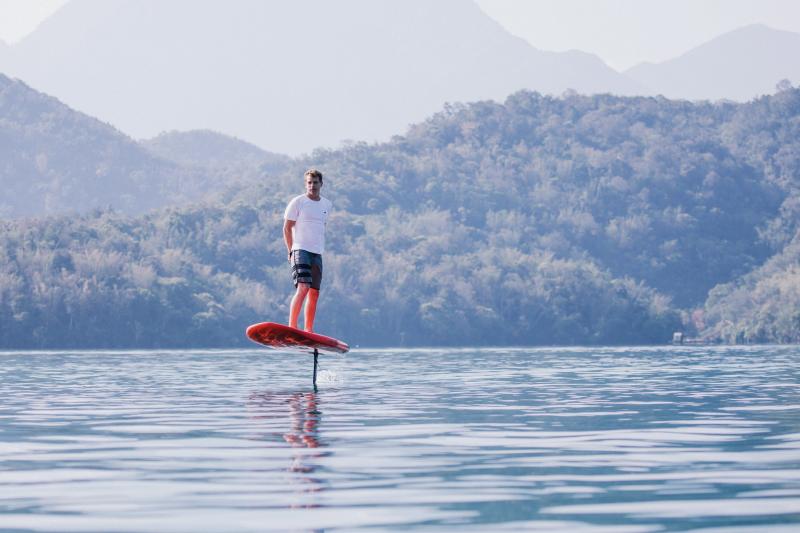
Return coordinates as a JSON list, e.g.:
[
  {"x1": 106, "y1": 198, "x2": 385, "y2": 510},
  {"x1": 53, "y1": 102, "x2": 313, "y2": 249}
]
[
  {"x1": 304, "y1": 168, "x2": 323, "y2": 184},
  {"x1": 304, "y1": 168, "x2": 323, "y2": 199}
]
